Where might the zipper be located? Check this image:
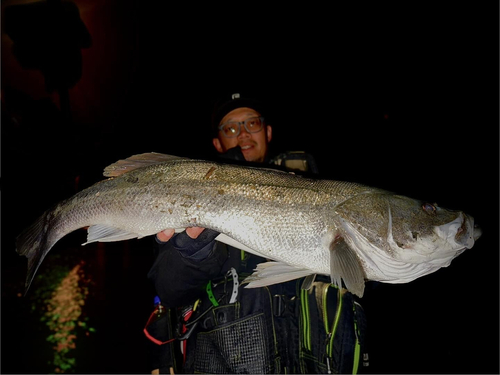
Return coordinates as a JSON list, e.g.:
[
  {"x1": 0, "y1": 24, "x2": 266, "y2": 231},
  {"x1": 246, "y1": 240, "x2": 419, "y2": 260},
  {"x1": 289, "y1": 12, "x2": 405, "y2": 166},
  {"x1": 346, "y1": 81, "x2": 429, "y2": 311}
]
[
  {"x1": 352, "y1": 301, "x2": 363, "y2": 374},
  {"x1": 324, "y1": 285, "x2": 343, "y2": 358},
  {"x1": 300, "y1": 288, "x2": 311, "y2": 351}
]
